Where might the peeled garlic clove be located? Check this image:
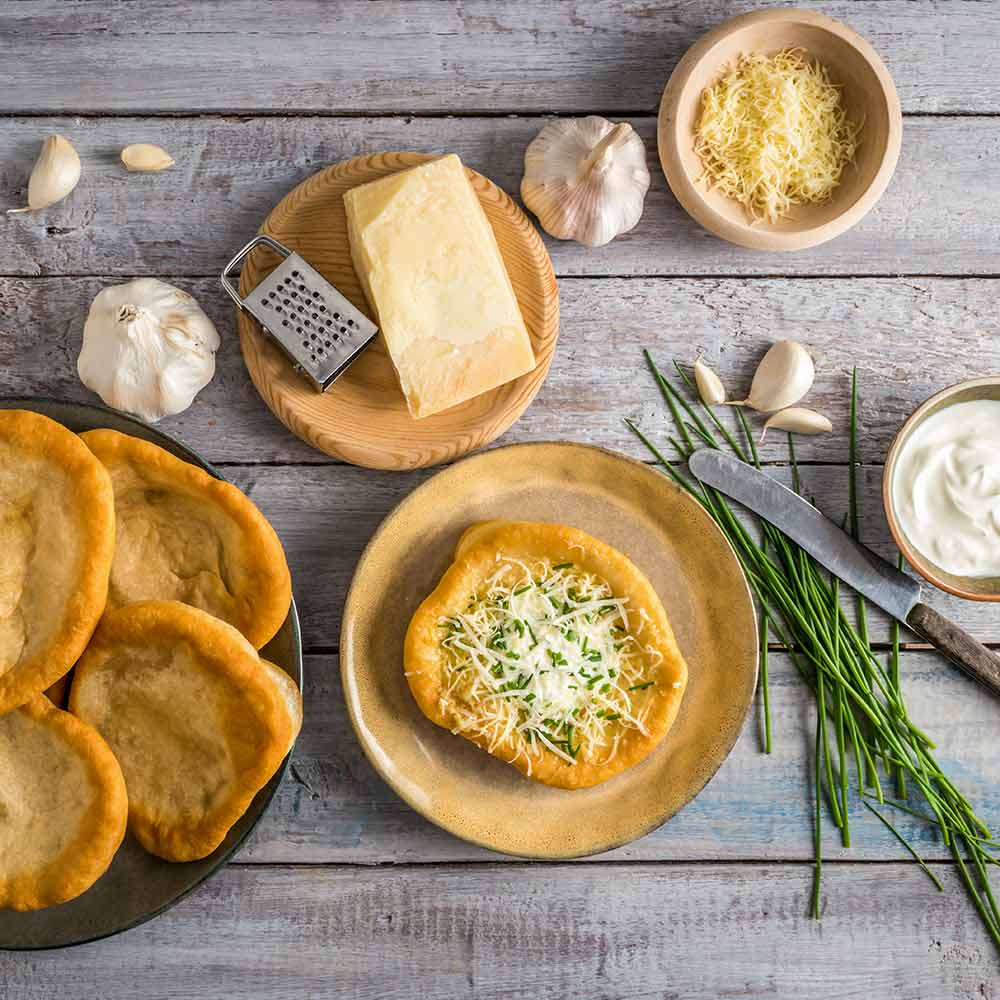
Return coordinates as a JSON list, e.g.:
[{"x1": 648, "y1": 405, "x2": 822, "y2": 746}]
[
  {"x1": 759, "y1": 407, "x2": 833, "y2": 442},
  {"x1": 694, "y1": 357, "x2": 726, "y2": 405},
  {"x1": 120, "y1": 143, "x2": 175, "y2": 173},
  {"x1": 521, "y1": 116, "x2": 650, "y2": 247},
  {"x1": 729, "y1": 340, "x2": 815, "y2": 412},
  {"x1": 7, "y1": 134, "x2": 81, "y2": 213}
]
